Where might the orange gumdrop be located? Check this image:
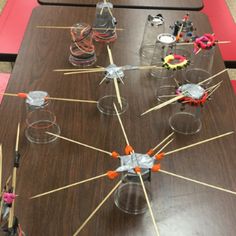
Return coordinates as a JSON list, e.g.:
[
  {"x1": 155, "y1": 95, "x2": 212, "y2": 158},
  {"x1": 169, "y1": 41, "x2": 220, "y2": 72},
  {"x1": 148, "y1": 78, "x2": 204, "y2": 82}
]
[
  {"x1": 134, "y1": 167, "x2": 141, "y2": 173},
  {"x1": 111, "y1": 151, "x2": 119, "y2": 159},
  {"x1": 17, "y1": 93, "x2": 28, "y2": 98},
  {"x1": 155, "y1": 152, "x2": 165, "y2": 160},
  {"x1": 125, "y1": 145, "x2": 134, "y2": 155},
  {"x1": 151, "y1": 164, "x2": 161, "y2": 172},
  {"x1": 107, "y1": 171, "x2": 119, "y2": 180}
]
